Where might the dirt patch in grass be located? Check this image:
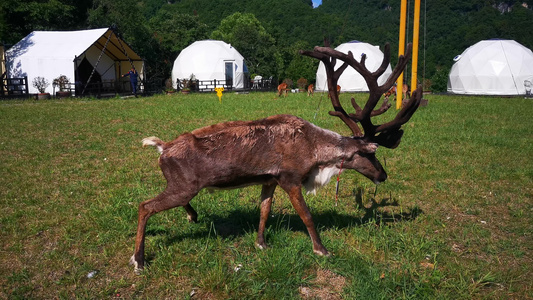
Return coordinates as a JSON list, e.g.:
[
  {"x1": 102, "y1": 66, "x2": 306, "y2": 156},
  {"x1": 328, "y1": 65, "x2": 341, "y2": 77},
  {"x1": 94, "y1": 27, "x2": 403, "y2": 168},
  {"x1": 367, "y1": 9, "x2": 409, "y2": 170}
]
[{"x1": 299, "y1": 269, "x2": 346, "y2": 299}]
